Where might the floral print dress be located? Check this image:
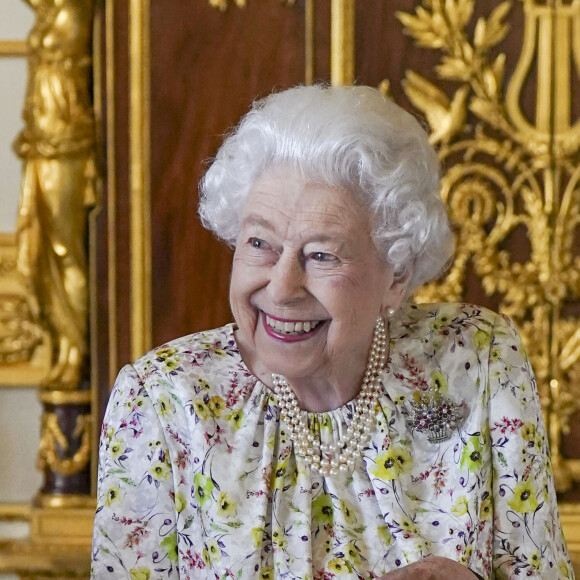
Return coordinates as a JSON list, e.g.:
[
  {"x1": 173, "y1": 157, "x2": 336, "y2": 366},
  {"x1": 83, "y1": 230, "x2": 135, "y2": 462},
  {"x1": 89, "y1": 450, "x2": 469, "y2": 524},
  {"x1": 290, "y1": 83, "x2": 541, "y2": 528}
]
[{"x1": 91, "y1": 303, "x2": 573, "y2": 579}]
